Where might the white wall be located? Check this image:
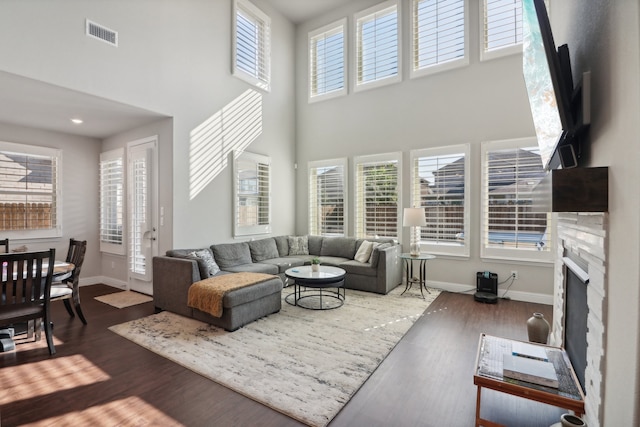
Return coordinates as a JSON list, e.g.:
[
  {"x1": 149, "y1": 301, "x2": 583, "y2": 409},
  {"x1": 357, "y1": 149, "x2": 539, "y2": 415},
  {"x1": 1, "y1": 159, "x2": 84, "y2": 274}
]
[
  {"x1": 294, "y1": 0, "x2": 554, "y2": 299},
  {"x1": 0, "y1": 1, "x2": 297, "y2": 273},
  {"x1": 0, "y1": 121, "x2": 101, "y2": 279},
  {"x1": 552, "y1": 1, "x2": 640, "y2": 425}
]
